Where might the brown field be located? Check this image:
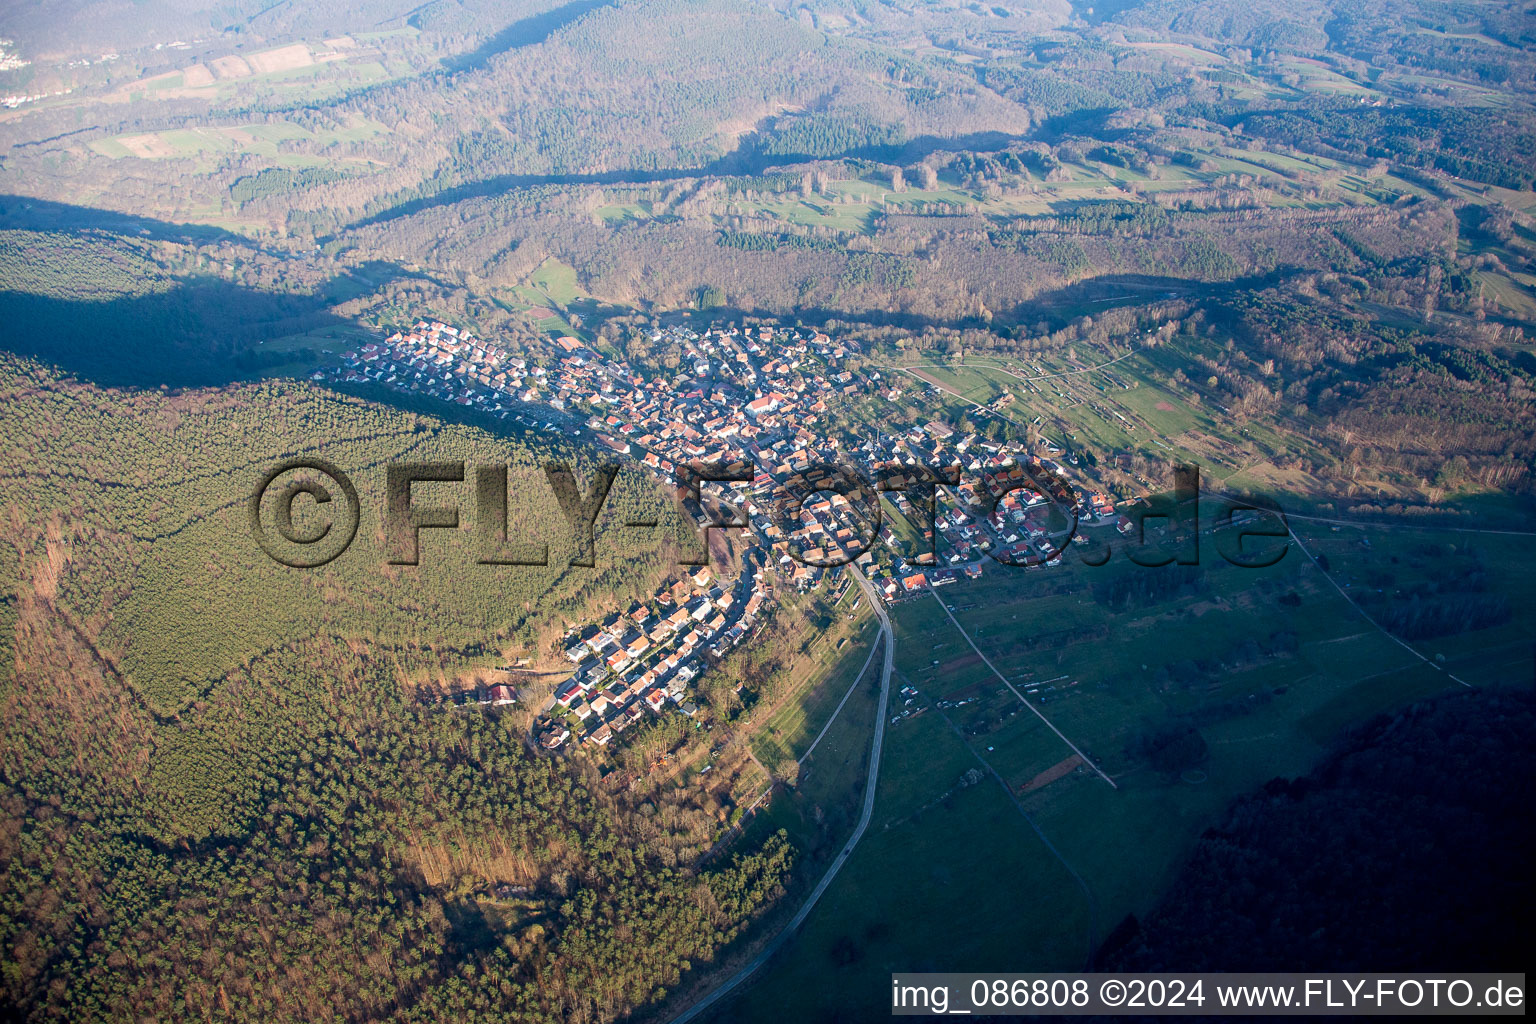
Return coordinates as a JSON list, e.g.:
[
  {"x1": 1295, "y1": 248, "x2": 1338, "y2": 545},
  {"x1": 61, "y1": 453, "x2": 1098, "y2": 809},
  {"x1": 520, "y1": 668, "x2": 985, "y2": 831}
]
[
  {"x1": 117, "y1": 133, "x2": 175, "y2": 158},
  {"x1": 182, "y1": 63, "x2": 214, "y2": 87},
  {"x1": 404, "y1": 833, "x2": 540, "y2": 889},
  {"x1": 933, "y1": 653, "x2": 984, "y2": 692},
  {"x1": 210, "y1": 54, "x2": 252, "y2": 79},
  {"x1": 246, "y1": 43, "x2": 312, "y2": 74},
  {"x1": 1021, "y1": 753, "x2": 1083, "y2": 793}
]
